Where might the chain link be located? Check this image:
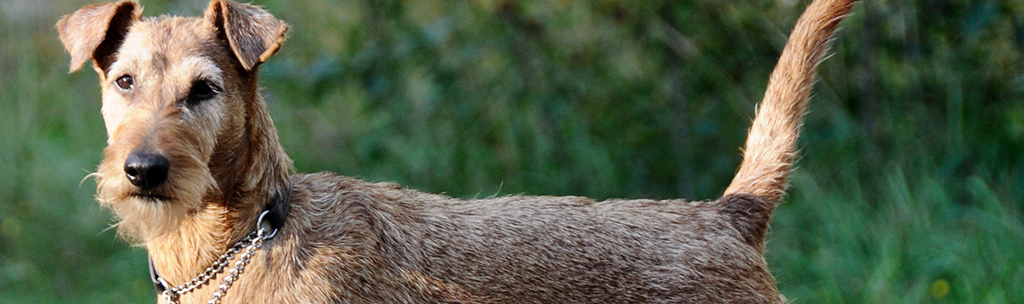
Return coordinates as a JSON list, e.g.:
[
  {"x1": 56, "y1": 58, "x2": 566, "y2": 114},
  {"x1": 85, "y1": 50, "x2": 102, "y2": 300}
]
[
  {"x1": 208, "y1": 227, "x2": 266, "y2": 304},
  {"x1": 159, "y1": 211, "x2": 277, "y2": 304}
]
